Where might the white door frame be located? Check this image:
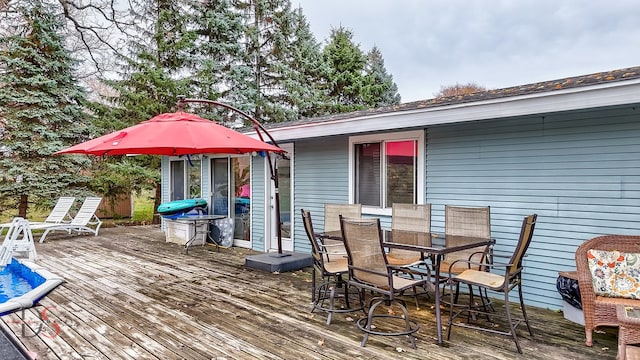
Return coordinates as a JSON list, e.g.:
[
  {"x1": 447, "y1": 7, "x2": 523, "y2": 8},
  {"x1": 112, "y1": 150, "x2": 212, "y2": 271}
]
[{"x1": 267, "y1": 143, "x2": 293, "y2": 252}]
